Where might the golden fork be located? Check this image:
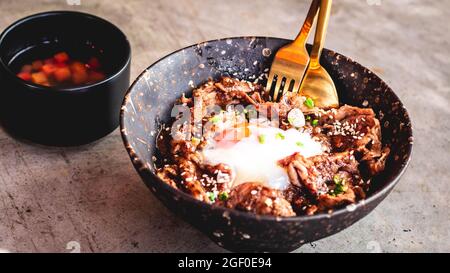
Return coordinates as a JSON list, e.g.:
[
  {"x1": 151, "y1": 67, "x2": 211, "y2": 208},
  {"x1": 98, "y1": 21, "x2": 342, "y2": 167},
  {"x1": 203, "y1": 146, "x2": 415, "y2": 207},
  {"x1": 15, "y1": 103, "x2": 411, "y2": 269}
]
[
  {"x1": 265, "y1": 0, "x2": 320, "y2": 101},
  {"x1": 299, "y1": 0, "x2": 339, "y2": 108}
]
